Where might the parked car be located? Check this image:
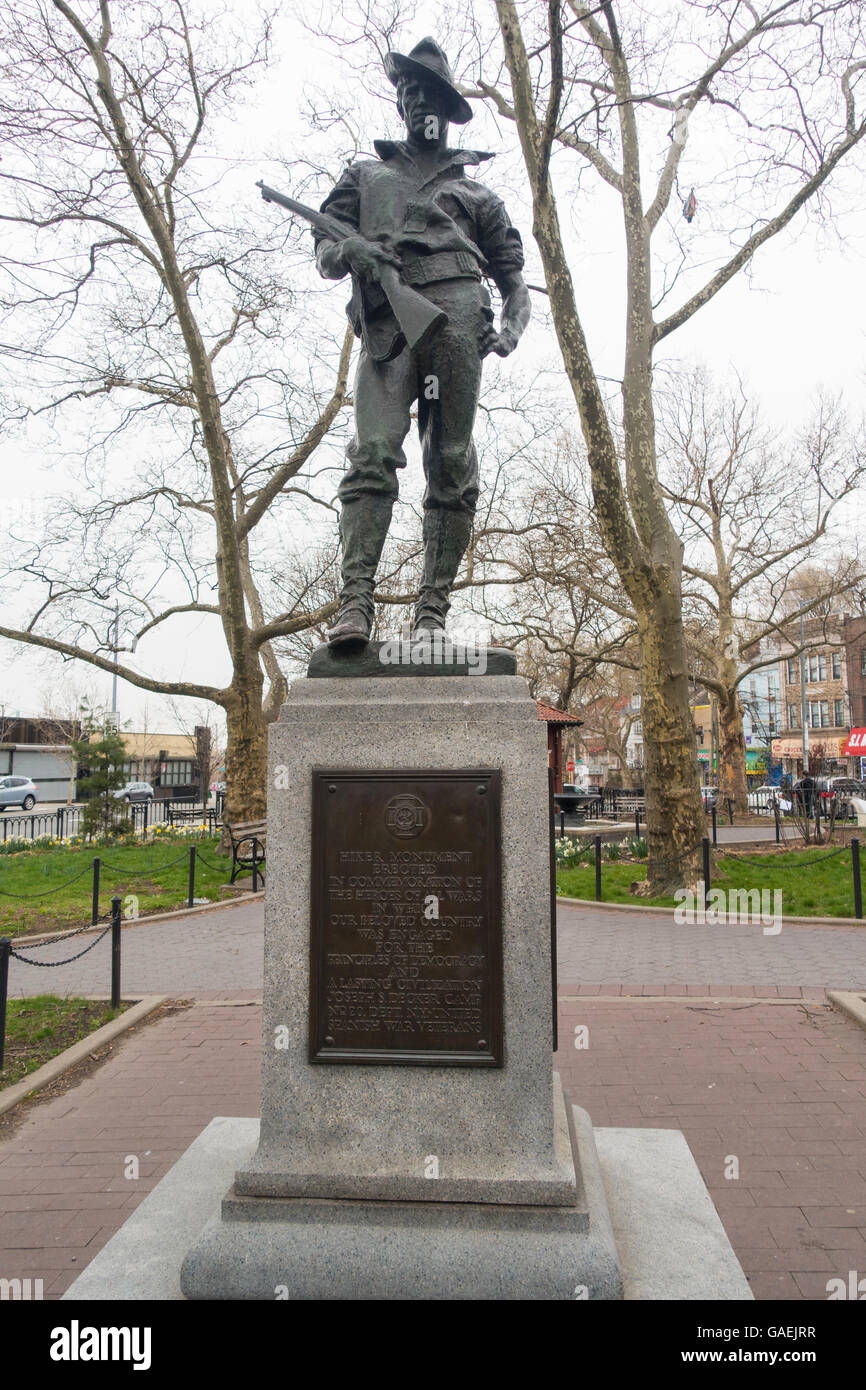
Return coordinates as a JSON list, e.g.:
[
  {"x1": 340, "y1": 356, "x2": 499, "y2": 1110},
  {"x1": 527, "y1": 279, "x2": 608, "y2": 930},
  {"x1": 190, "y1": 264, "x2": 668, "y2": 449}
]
[
  {"x1": 0, "y1": 775, "x2": 39, "y2": 810},
  {"x1": 748, "y1": 785, "x2": 781, "y2": 813},
  {"x1": 112, "y1": 781, "x2": 154, "y2": 803}
]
